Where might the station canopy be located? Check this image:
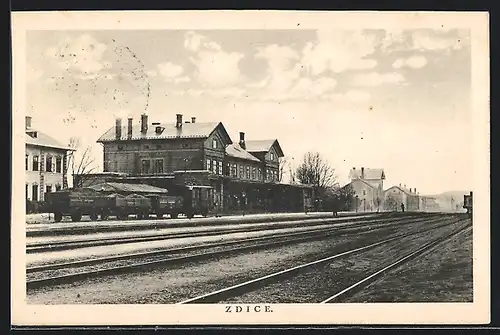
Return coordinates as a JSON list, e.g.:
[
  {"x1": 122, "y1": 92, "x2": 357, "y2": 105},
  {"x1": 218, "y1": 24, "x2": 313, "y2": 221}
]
[{"x1": 85, "y1": 182, "x2": 168, "y2": 194}]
